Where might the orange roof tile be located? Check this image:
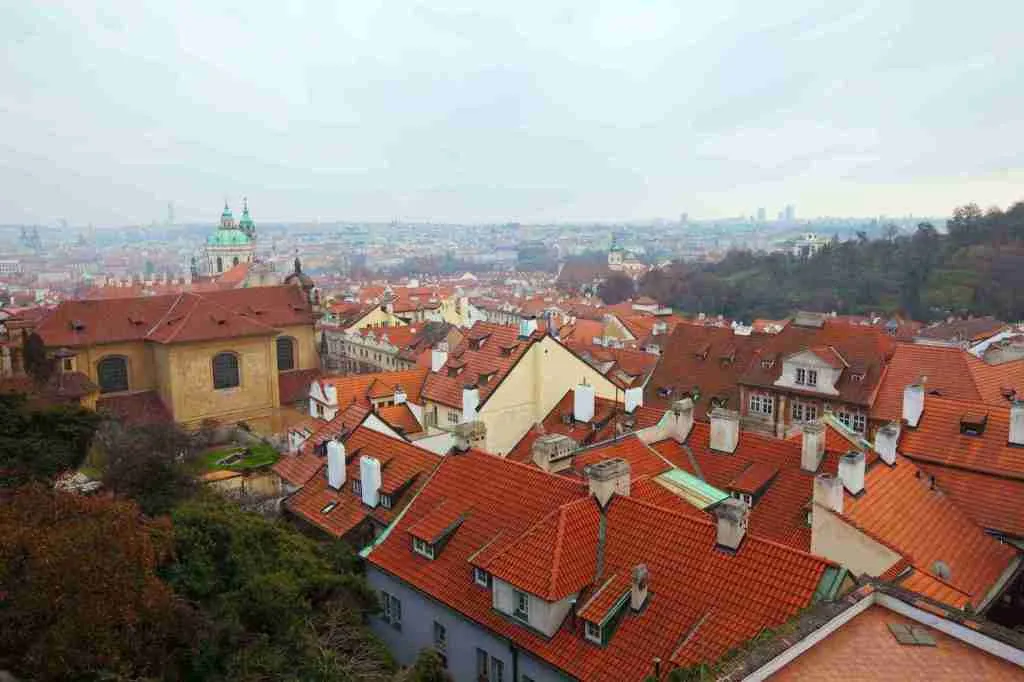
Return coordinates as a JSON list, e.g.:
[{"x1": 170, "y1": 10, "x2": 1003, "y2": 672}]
[
  {"x1": 728, "y1": 462, "x2": 780, "y2": 495},
  {"x1": 376, "y1": 403, "x2": 423, "y2": 436}
]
